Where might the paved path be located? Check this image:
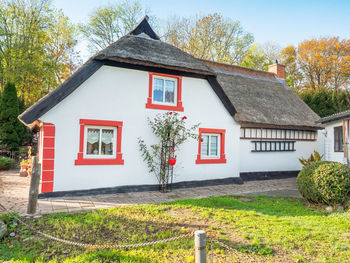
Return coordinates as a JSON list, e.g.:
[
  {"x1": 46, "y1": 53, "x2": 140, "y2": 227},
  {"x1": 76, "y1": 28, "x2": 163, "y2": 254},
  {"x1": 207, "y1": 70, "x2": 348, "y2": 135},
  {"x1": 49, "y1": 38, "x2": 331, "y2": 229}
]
[{"x1": 0, "y1": 169, "x2": 300, "y2": 215}]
